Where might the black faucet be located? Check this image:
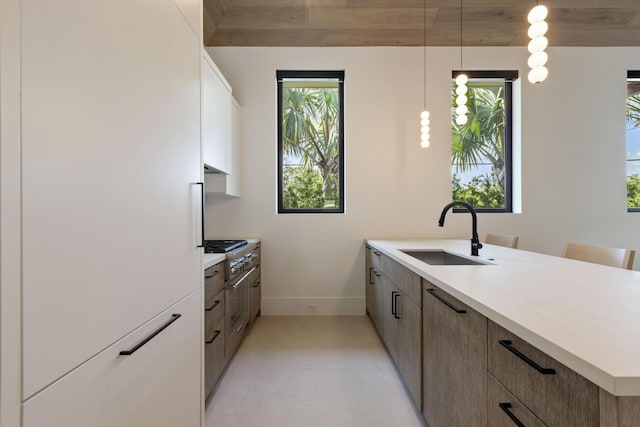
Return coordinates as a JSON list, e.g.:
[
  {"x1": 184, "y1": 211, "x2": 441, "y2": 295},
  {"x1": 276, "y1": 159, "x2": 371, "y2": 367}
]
[{"x1": 438, "y1": 201, "x2": 483, "y2": 256}]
